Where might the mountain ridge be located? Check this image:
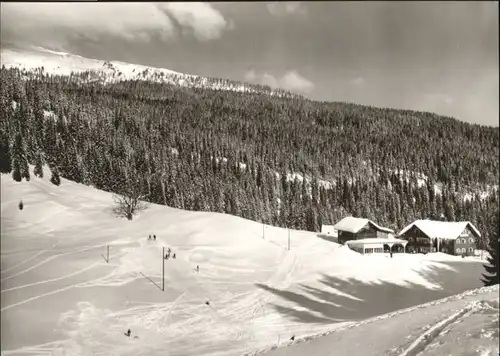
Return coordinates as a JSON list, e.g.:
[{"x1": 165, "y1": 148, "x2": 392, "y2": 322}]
[{"x1": 1, "y1": 46, "x2": 301, "y2": 99}]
